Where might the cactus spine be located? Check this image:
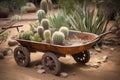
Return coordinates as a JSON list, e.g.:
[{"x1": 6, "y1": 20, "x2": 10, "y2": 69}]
[
  {"x1": 43, "y1": 30, "x2": 51, "y2": 43},
  {"x1": 59, "y1": 26, "x2": 69, "y2": 39},
  {"x1": 52, "y1": 31, "x2": 65, "y2": 45},
  {"x1": 37, "y1": 9, "x2": 46, "y2": 22},
  {"x1": 41, "y1": 19, "x2": 50, "y2": 30},
  {"x1": 40, "y1": 0, "x2": 48, "y2": 14},
  {"x1": 37, "y1": 26, "x2": 44, "y2": 39}
]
